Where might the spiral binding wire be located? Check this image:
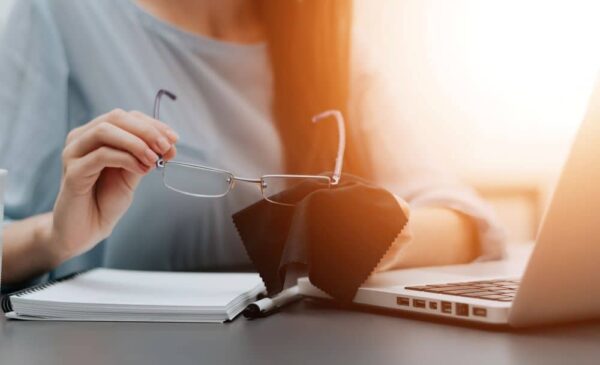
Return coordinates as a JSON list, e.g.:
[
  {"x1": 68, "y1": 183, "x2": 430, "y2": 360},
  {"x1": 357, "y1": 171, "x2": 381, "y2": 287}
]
[{"x1": 1, "y1": 271, "x2": 85, "y2": 313}]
